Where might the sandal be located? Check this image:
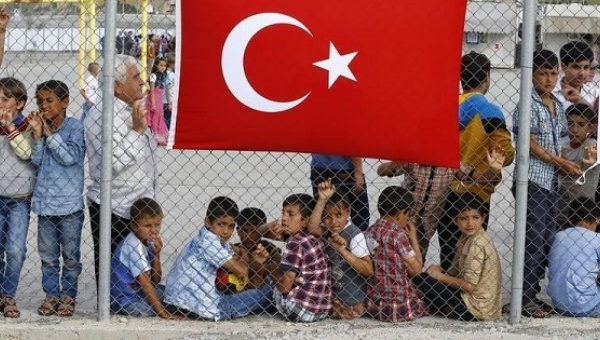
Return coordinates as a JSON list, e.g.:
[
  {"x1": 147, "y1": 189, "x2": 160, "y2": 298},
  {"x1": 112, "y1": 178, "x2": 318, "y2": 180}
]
[
  {"x1": 521, "y1": 301, "x2": 547, "y2": 318},
  {"x1": 1, "y1": 296, "x2": 20, "y2": 318},
  {"x1": 533, "y1": 298, "x2": 555, "y2": 315},
  {"x1": 57, "y1": 296, "x2": 76, "y2": 317},
  {"x1": 501, "y1": 303, "x2": 511, "y2": 314},
  {"x1": 38, "y1": 296, "x2": 58, "y2": 316}
]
